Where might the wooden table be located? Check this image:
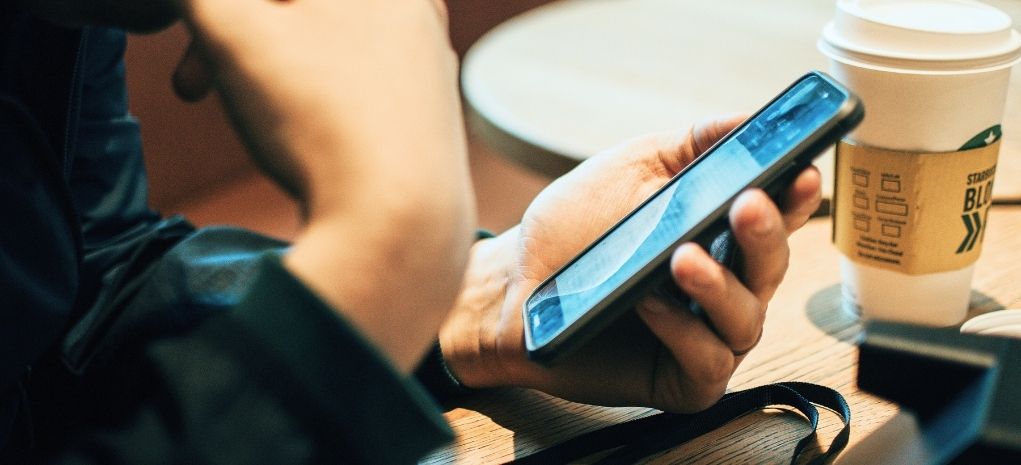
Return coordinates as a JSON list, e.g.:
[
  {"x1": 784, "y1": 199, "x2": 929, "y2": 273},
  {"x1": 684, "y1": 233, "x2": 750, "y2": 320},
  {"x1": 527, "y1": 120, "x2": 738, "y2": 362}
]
[
  {"x1": 422, "y1": 204, "x2": 1021, "y2": 464},
  {"x1": 462, "y1": 0, "x2": 1021, "y2": 200}
]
